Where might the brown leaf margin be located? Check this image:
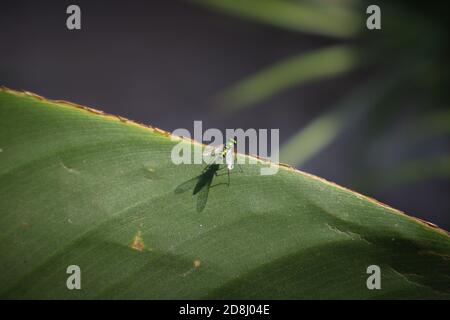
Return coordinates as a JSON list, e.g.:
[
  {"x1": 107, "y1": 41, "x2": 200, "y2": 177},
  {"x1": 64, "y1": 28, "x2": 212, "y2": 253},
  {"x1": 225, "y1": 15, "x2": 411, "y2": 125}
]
[{"x1": 1, "y1": 86, "x2": 448, "y2": 237}]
